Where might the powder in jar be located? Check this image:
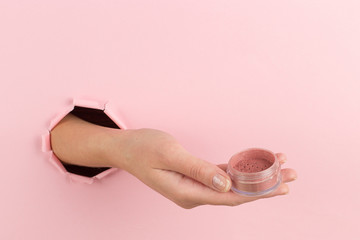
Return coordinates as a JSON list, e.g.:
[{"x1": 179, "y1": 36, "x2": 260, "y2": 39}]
[
  {"x1": 233, "y1": 158, "x2": 273, "y2": 173},
  {"x1": 227, "y1": 148, "x2": 281, "y2": 196}
]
